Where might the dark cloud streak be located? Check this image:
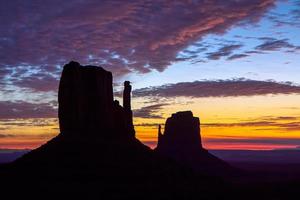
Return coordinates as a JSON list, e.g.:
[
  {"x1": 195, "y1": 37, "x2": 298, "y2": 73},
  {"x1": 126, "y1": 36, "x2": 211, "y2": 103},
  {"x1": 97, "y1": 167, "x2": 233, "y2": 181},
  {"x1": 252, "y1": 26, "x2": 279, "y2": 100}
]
[
  {"x1": 133, "y1": 103, "x2": 167, "y2": 119},
  {"x1": 227, "y1": 53, "x2": 249, "y2": 60},
  {"x1": 133, "y1": 79, "x2": 300, "y2": 98},
  {"x1": 206, "y1": 44, "x2": 243, "y2": 60},
  {"x1": 0, "y1": 101, "x2": 57, "y2": 119},
  {"x1": 203, "y1": 120, "x2": 300, "y2": 131},
  {"x1": 255, "y1": 38, "x2": 296, "y2": 51},
  {"x1": 205, "y1": 137, "x2": 300, "y2": 145}
]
